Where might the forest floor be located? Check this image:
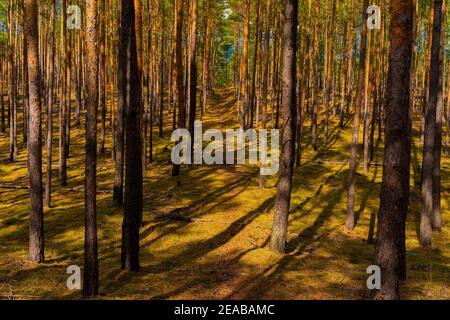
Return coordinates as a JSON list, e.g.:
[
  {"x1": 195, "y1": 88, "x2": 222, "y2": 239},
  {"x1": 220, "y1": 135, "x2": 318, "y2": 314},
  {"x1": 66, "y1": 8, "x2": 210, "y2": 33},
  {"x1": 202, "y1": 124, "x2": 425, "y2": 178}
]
[{"x1": 0, "y1": 87, "x2": 449, "y2": 300}]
